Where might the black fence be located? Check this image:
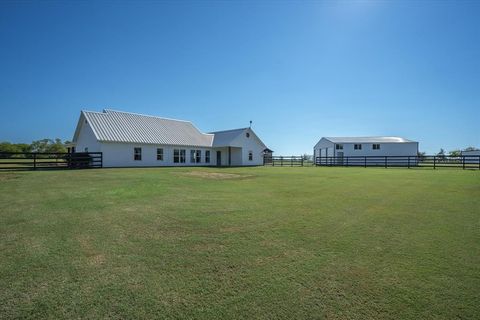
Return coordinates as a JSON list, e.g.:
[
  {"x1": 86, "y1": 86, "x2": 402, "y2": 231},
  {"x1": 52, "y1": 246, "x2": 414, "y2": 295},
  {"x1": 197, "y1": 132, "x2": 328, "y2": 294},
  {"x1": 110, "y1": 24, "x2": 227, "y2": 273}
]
[
  {"x1": 315, "y1": 155, "x2": 480, "y2": 170},
  {"x1": 0, "y1": 152, "x2": 103, "y2": 170},
  {"x1": 264, "y1": 156, "x2": 305, "y2": 166}
]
